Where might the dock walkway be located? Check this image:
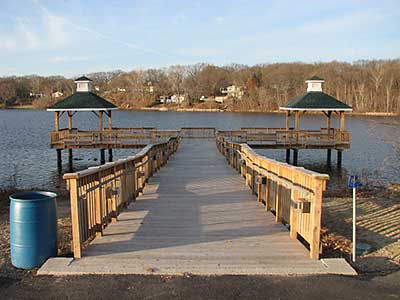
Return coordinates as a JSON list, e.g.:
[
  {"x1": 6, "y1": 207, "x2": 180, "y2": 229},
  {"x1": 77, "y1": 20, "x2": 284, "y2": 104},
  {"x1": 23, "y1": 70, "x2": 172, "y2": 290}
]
[{"x1": 40, "y1": 140, "x2": 355, "y2": 275}]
